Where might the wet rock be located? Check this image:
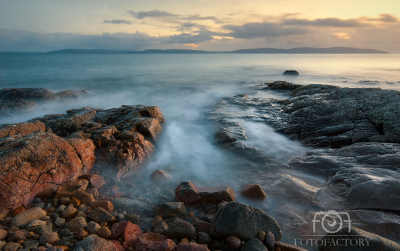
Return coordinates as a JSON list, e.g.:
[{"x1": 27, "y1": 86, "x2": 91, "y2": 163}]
[
  {"x1": 282, "y1": 70, "x2": 299, "y2": 76},
  {"x1": 258, "y1": 231, "x2": 266, "y2": 243},
  {"x1": 55, "y1": 90, "x2": 87, "y2": 100},
  {"x1": 150, "y1": 170, "x2": 171, "y2": 182},
  {"x1": 198, "y1": 221, "x2": 211, "y2": 233},
  {"x1": 313, "y1": 166, "x2": 400, "y2": 211},
  {"x1": 154, "y1": 202, "x2": 186, "y2": 219},
  {"x1": 240, "y1": 184, "x2": 267, "y2": 200},
  {"x1": 0, "y1": 88, "x2": 56, "y2": 101},
  {"x1": 86, "y1": 188, "x2": 99, "y2": 199},
  {"x1": 321, "y1": 226, "x2": 400, "y2": 251},
  {"x1": 126, "y1": 214, "x2": 140, "y2": 224},
  {"x1": 73, "y1": 236, "x2": 118, "y2": 251},
  {"x1": 151, "y1": 215, "x2": 163, "y2": 229},
  {"x1": 166, "y1": 218, "x2": 197, "y2": 240},
  {"x1": 66, "y1": 217, "x2": 87, "y2": 232},
  {"x1": 11, "y1": 207, "x2": 47, "y2": 228},
  {"x1": 175, "y1": 182, "x2": 236, "y2": 205},
  {"x1": 176, "y1": 242, "x2": 209, "y2": 251},
  {"x1": 39, "y1": 232, "x2": 60, "y2": 245},
  {"x1": 87, "y1": 207, "x2": 116, "y2": 223},
  {"x1": 241, "y1": 238, "x2": 267, "y2": 251},
  {"x1": 91, "y1": 200, "x2": 114, "y2": 212},
  {"x1": 210, "y1": 202, "x2": 281, "y2": 241},
  {"x1": 35, "y1": 225, "x2": 53, "y2": 235}
]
